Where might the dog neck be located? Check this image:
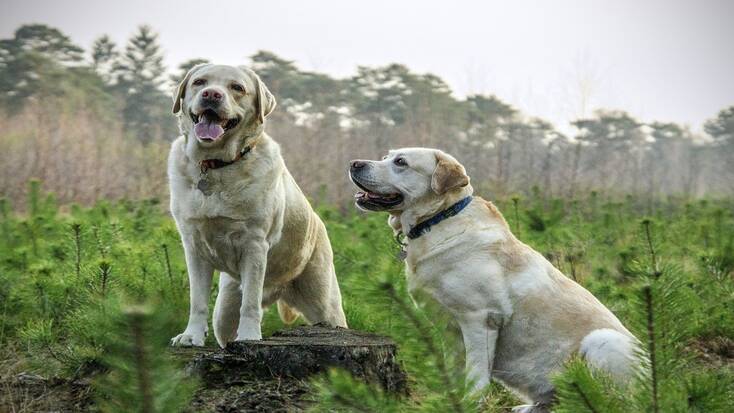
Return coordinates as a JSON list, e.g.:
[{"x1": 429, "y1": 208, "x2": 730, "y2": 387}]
[
  {"x1": 184, "y1": 123, "x2": 265, "y2": 166},
  {"x1": 393, "y1": 184, "x2": 474, "y2": 240}
]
